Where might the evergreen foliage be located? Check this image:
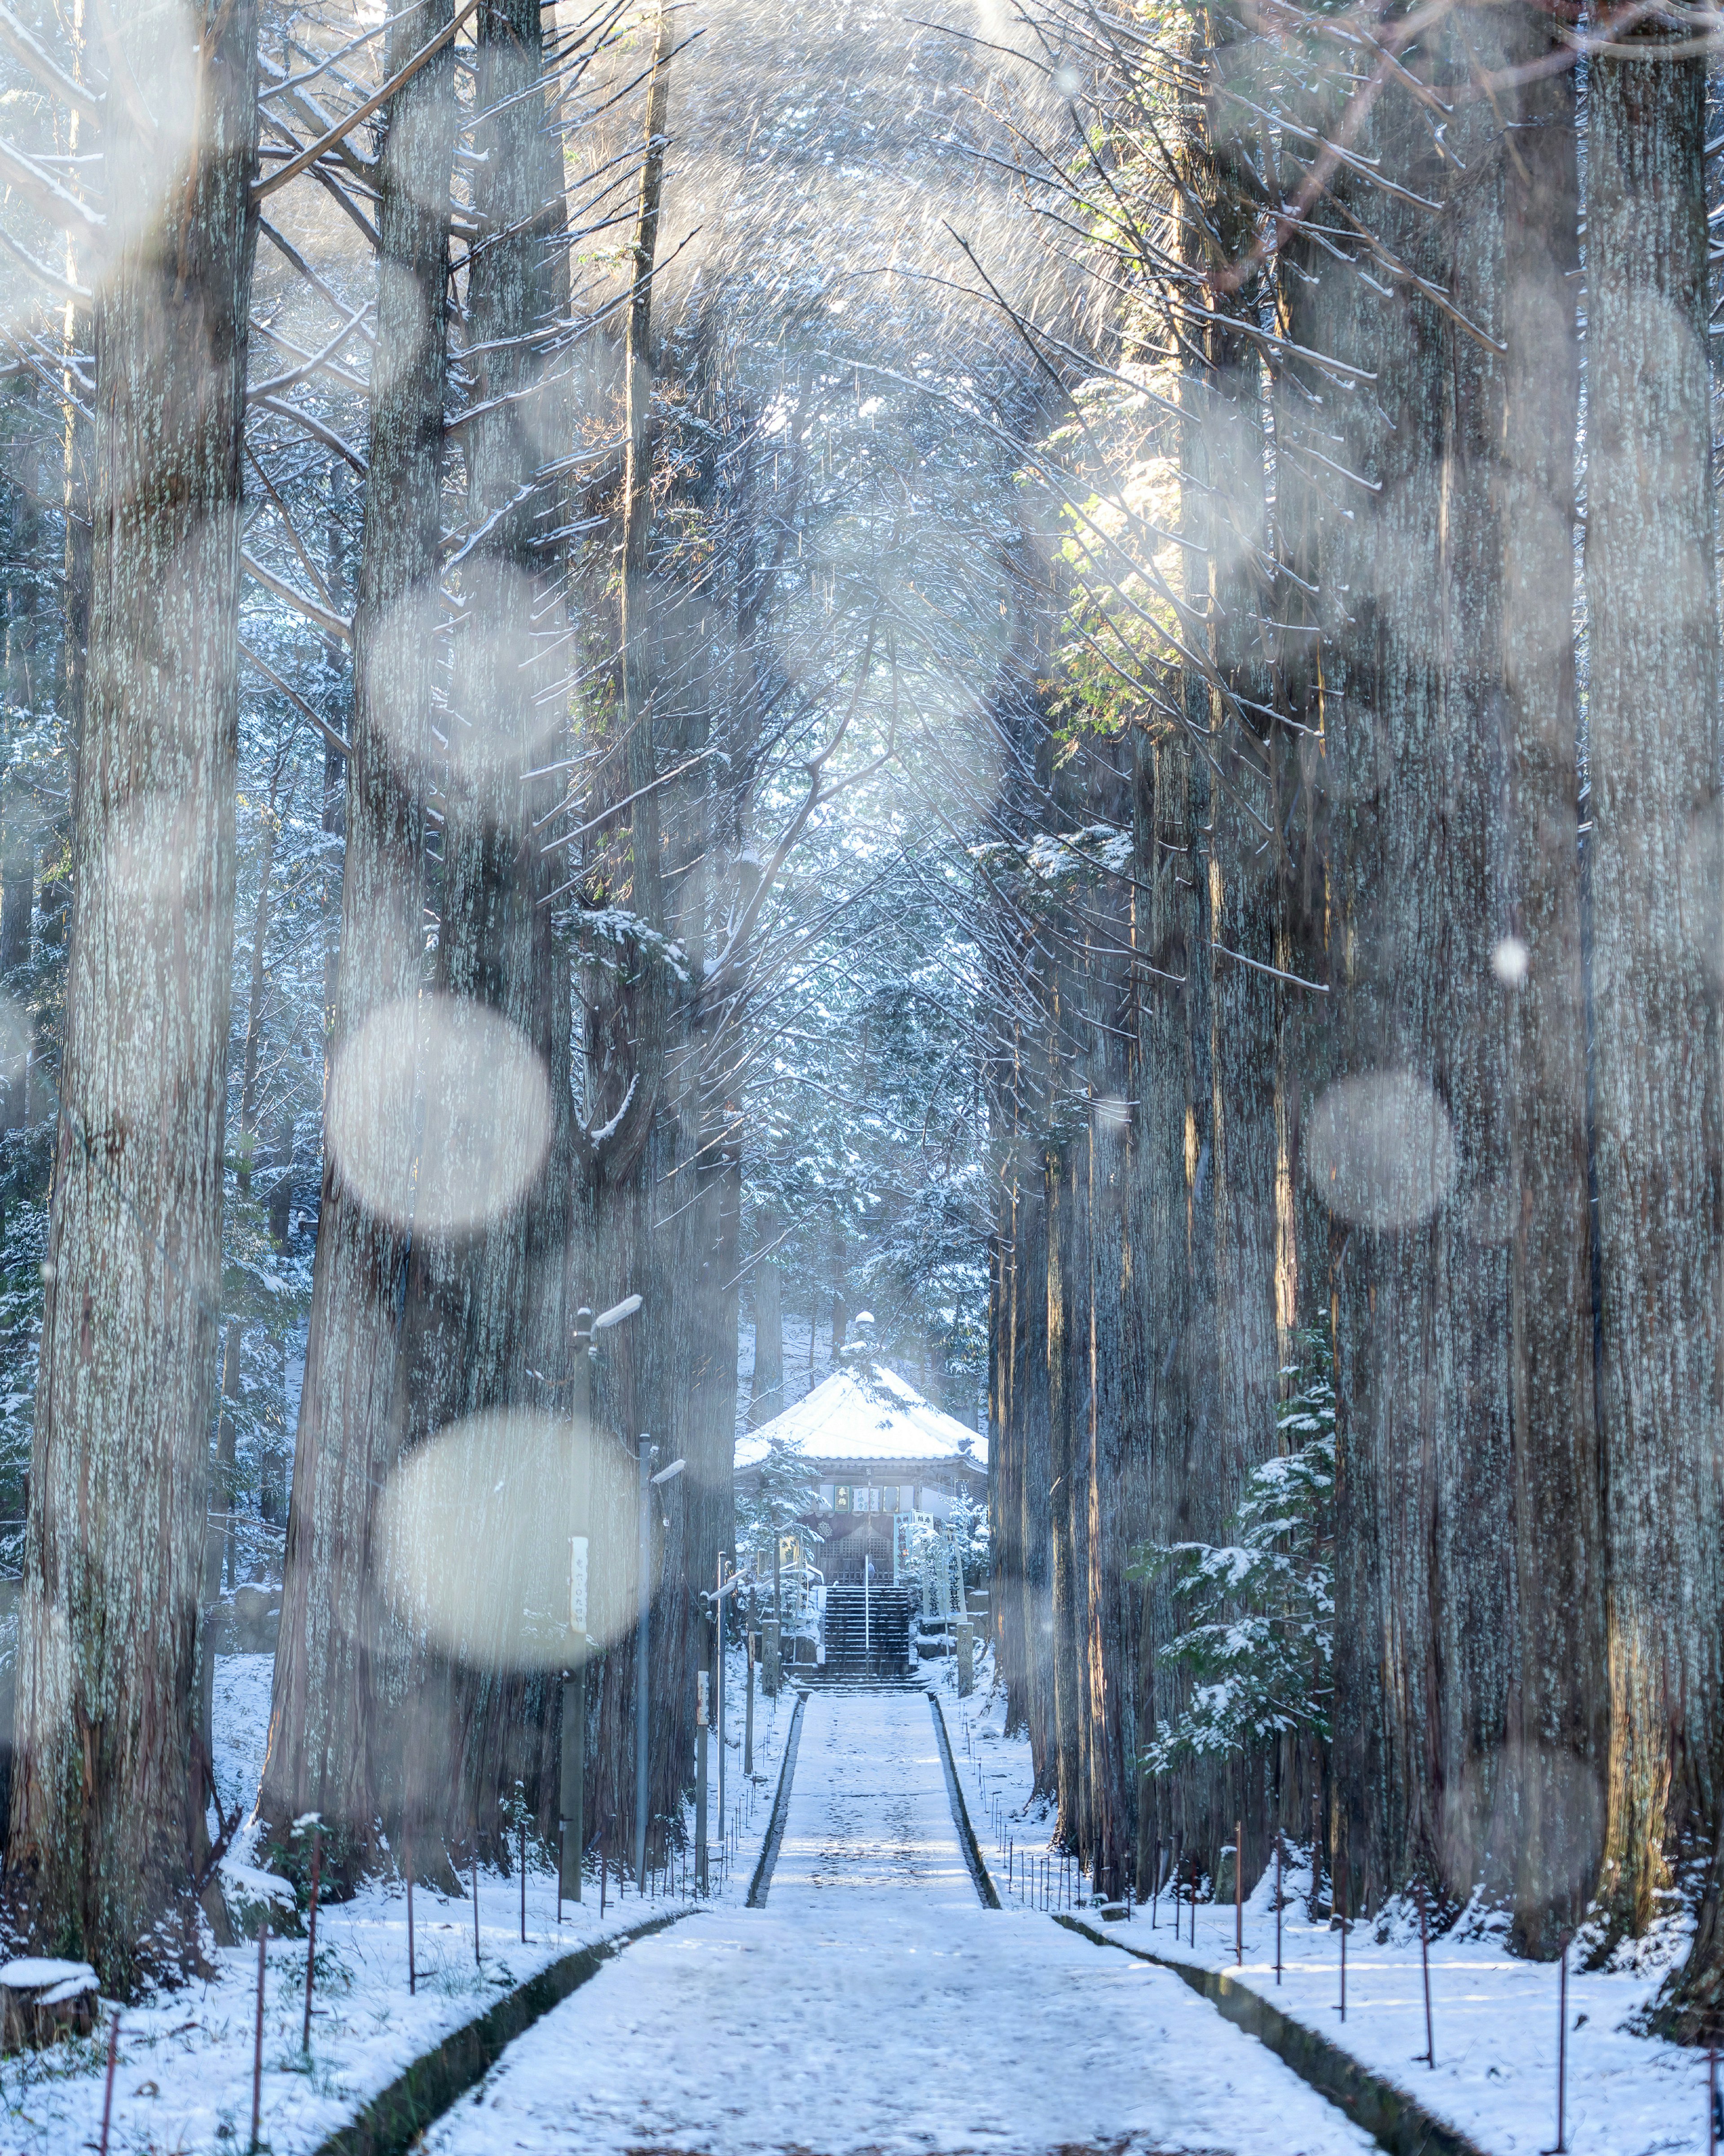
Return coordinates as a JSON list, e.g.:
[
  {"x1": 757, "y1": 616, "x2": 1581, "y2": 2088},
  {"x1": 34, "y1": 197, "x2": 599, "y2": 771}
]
[{"x1": 1132, "y1": 1337, "x2": 1336, "y2": 1772}]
